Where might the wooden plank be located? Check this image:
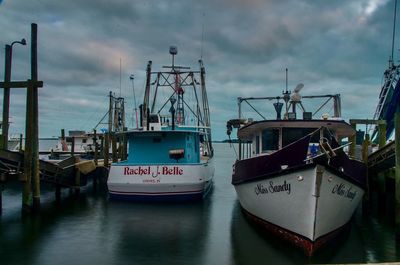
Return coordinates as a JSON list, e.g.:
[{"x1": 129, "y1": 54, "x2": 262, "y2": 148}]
[{"x1": 0, "y1": 80, "x2": 43, "y2": 88}]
